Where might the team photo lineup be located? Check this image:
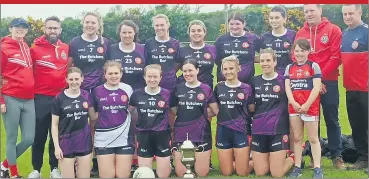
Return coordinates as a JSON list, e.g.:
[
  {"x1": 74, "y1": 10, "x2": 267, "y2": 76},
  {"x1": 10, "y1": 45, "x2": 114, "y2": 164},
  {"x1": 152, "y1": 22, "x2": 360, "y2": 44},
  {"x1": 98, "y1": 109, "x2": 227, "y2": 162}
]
[{"x1": 0, "y1": 3, "x2": 368, "y2": 178}]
